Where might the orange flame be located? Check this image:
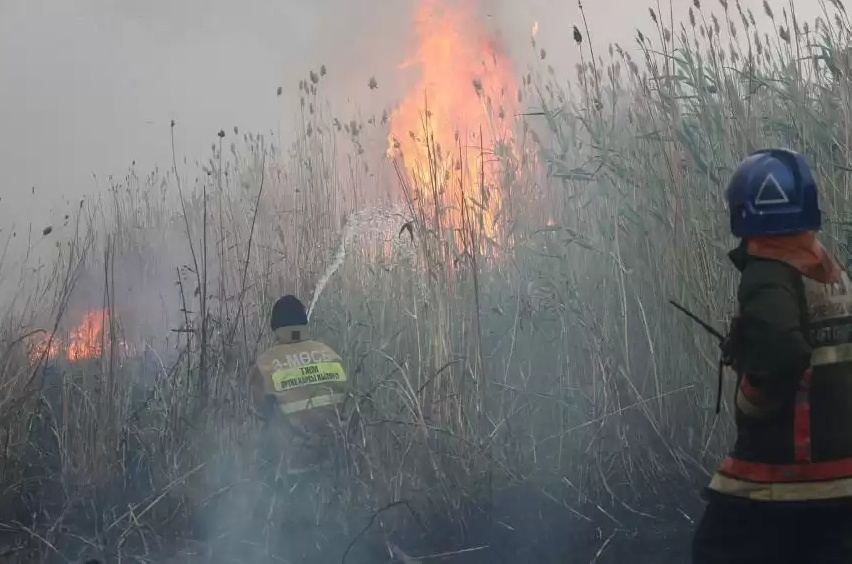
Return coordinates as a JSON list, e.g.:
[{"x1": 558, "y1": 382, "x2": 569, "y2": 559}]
[
  {"x1": 388, "y1": 0, "x2": 518, "y2": 252},
  {"x1": 30, "y1": 308, "x2": 111, "y2": 363},
  {"x1": 66, "y1": 309, "x2": 108, "y2": 361}
]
